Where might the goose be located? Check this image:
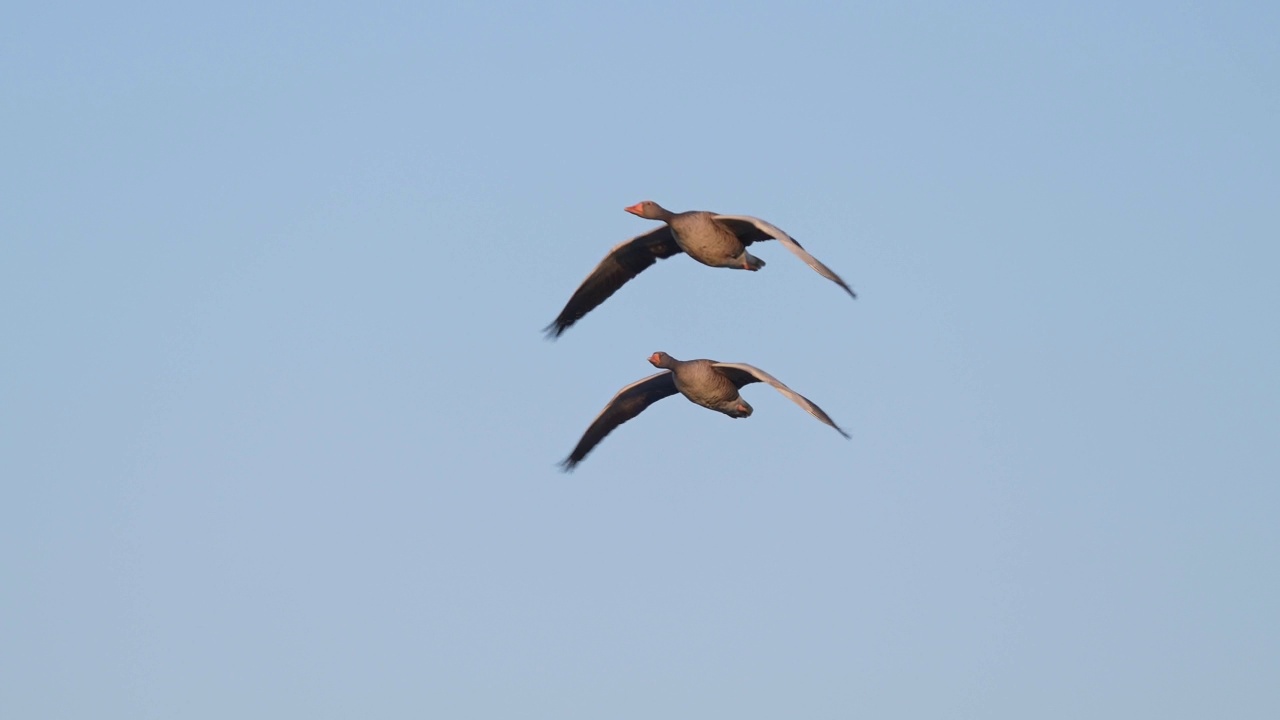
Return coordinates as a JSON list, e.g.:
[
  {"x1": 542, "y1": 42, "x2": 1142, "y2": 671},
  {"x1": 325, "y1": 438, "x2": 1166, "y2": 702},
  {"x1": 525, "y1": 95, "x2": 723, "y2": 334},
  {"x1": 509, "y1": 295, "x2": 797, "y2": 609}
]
[
  {"x1": 545, "y1": 201, "x2": 856, "y2": 338},
  {"x1": 561, "y1": 352, "x2": 850, "y2": 470}
]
